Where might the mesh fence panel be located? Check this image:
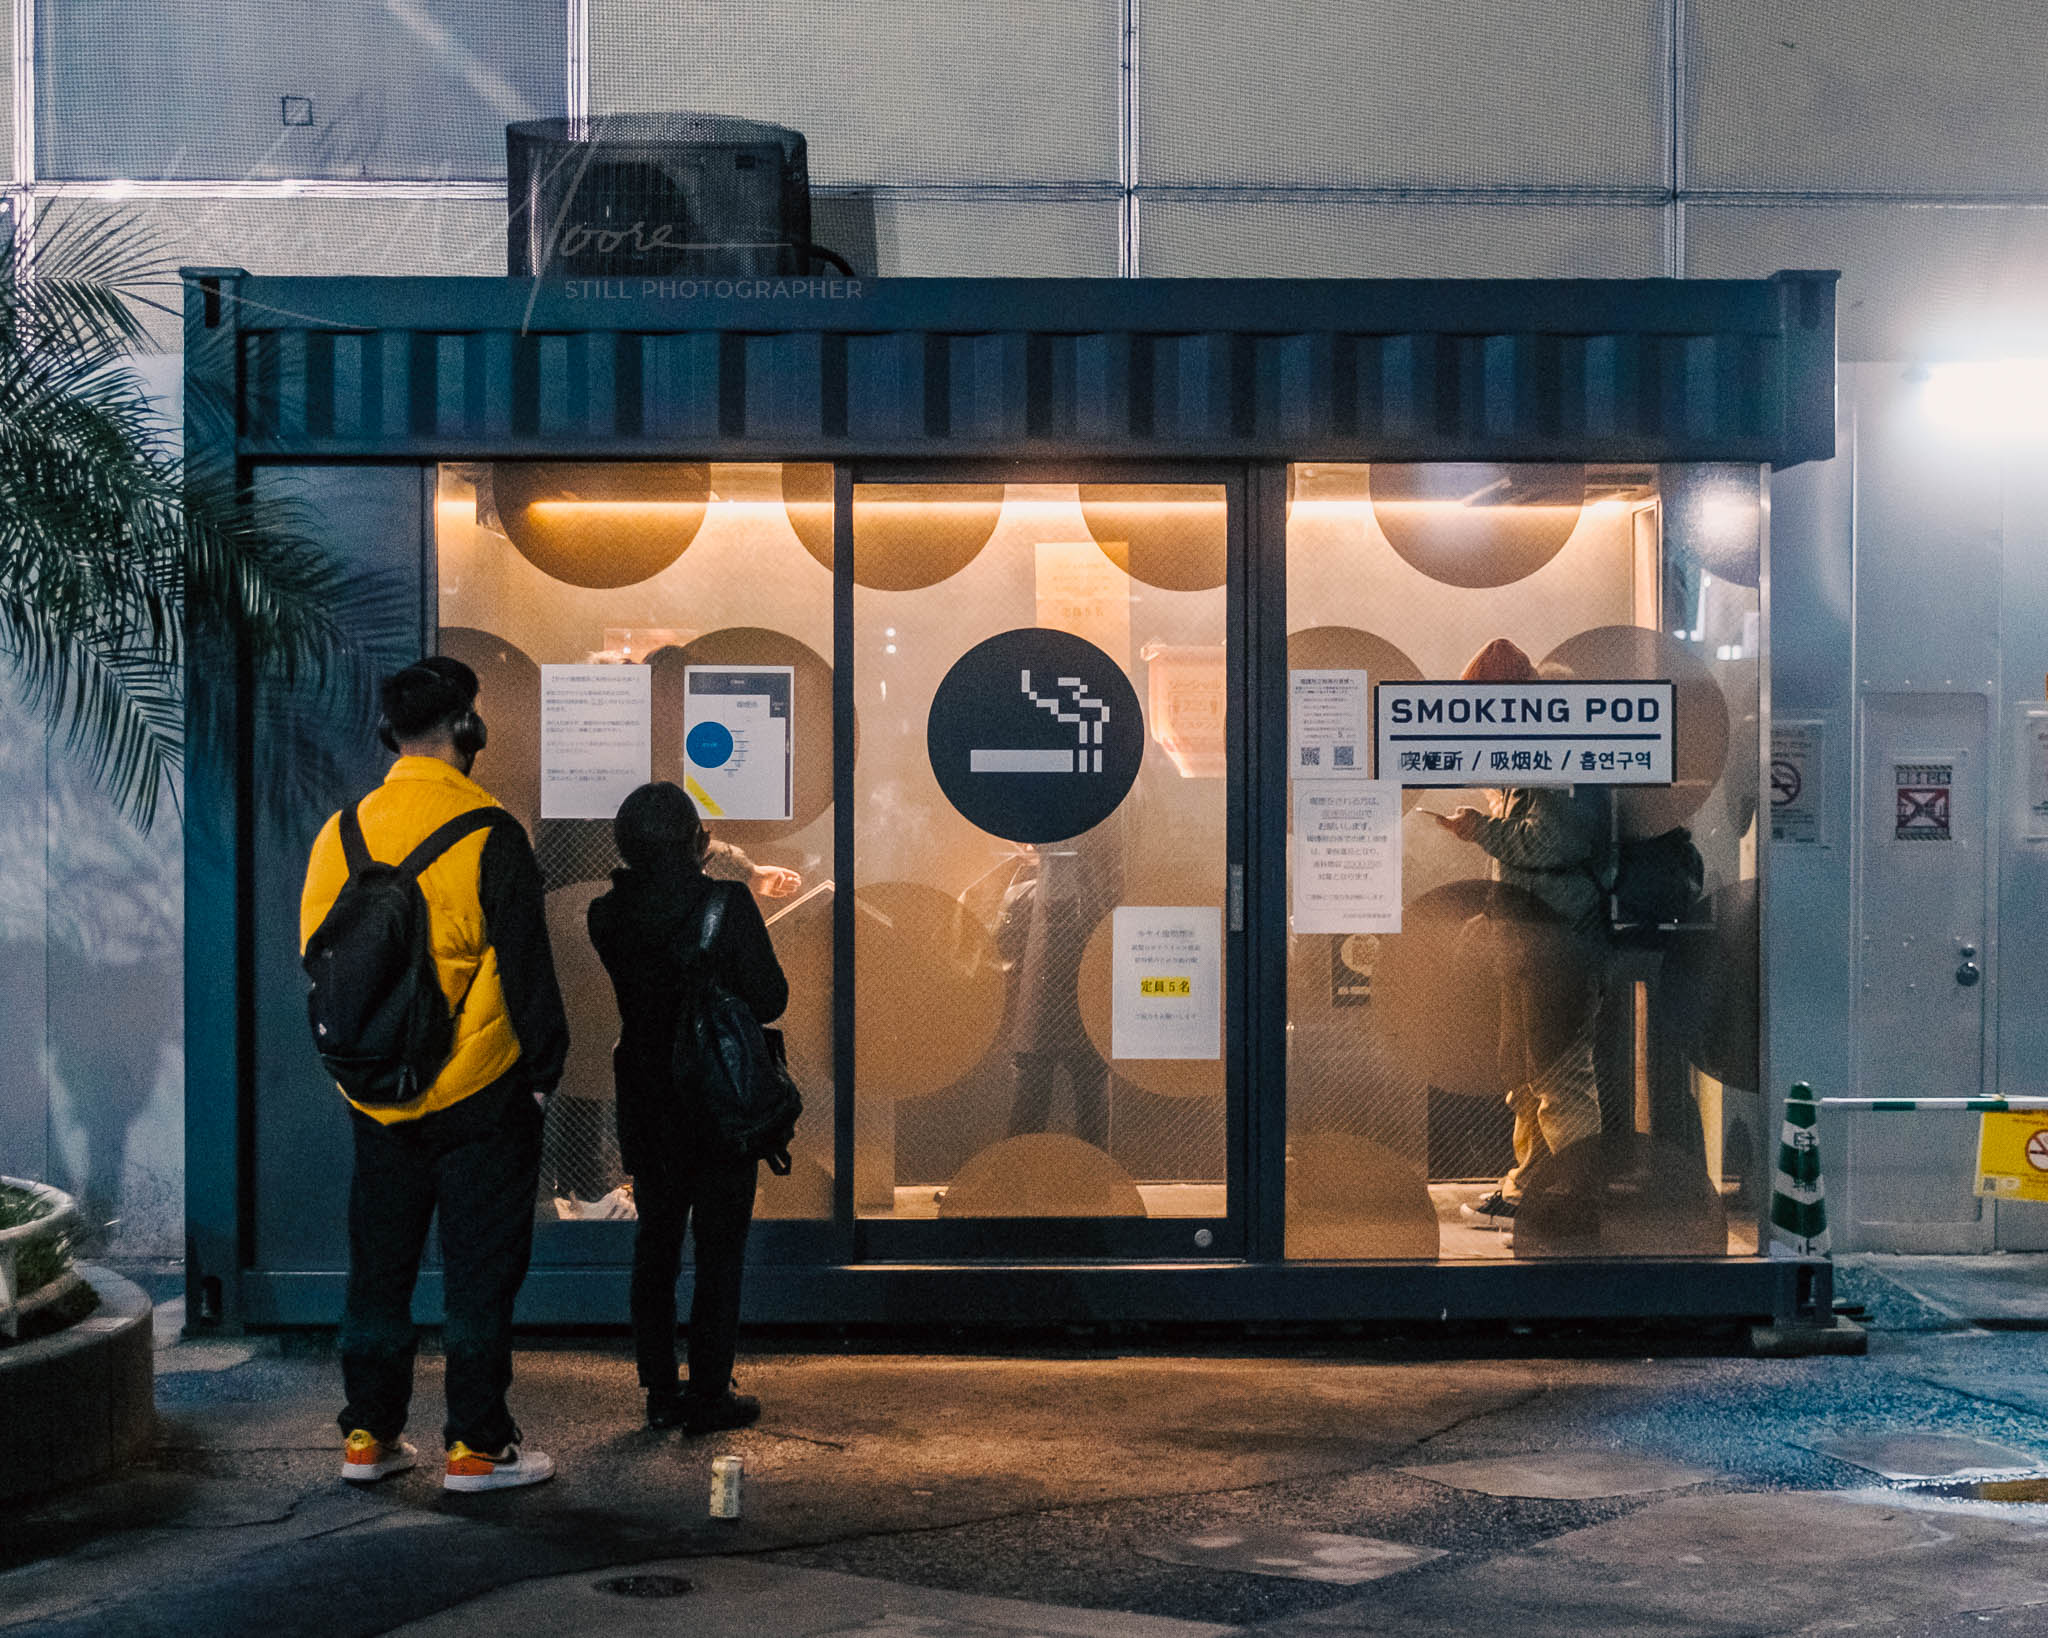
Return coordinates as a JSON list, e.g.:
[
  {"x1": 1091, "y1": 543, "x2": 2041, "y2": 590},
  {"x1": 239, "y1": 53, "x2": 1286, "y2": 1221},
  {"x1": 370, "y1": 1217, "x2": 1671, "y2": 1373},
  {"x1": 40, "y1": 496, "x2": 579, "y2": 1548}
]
[
  {"x1": 1688, "y1": 0, "x2": 2048, "y2": 194},
  {"x1": 45, "y1": 199, "x2": 506, "y2": 351},
  {"x1": 1137, "y1": 199, "x2": 1668, "y2": 279},
  {"x1": 1140, "y1": 0, "x2": 1664, "y2": 189},
  {"x1": 37, "y1": 0, "x2": 563, "y2": 181},
  {"x1": 590, "y1": 0, "x2": 1117, "y2": 187}
]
